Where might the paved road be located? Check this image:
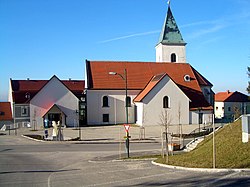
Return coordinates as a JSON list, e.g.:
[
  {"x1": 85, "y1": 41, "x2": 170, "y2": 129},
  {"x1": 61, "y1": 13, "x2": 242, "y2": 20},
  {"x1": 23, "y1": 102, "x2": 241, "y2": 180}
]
[{"x1": 0, "y1": 135, "x2": 249, "y2": 187}]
